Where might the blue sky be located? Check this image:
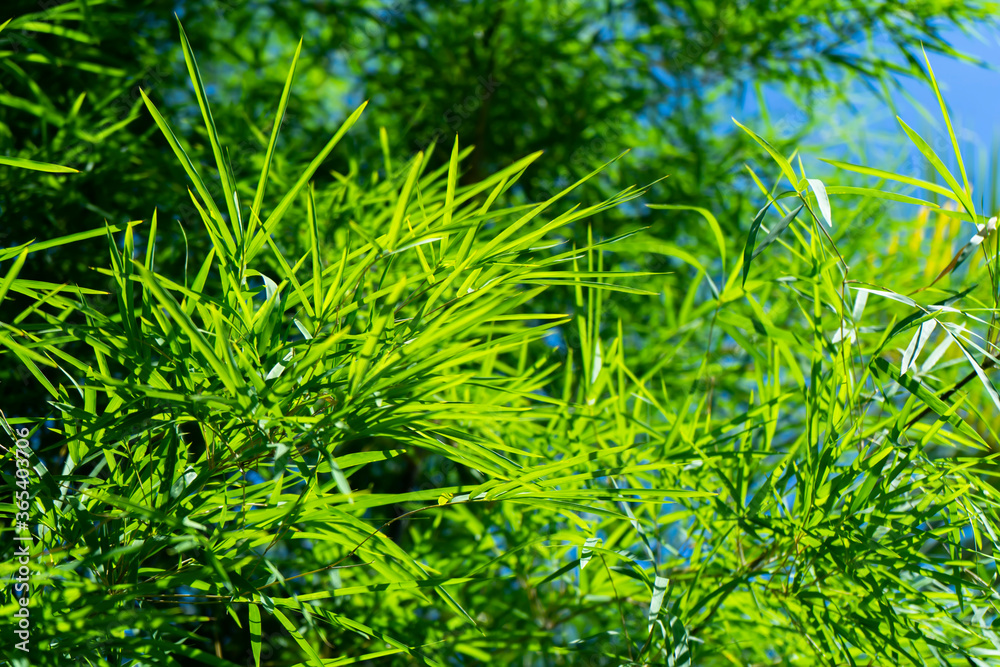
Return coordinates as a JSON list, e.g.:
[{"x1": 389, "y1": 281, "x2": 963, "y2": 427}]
[
  {"x1": 740, "y1": 25, "x2": 1000, "y2": 215},
  {"x1": 892, "y1": 27, "x2": 1000, "y2": 193},
  {"x1": 904, "y1": 27, "x2": 1000, "y2": 148},
  {"x1": 846, "y1": 26, "x2": 1000, "y2": 213}
]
